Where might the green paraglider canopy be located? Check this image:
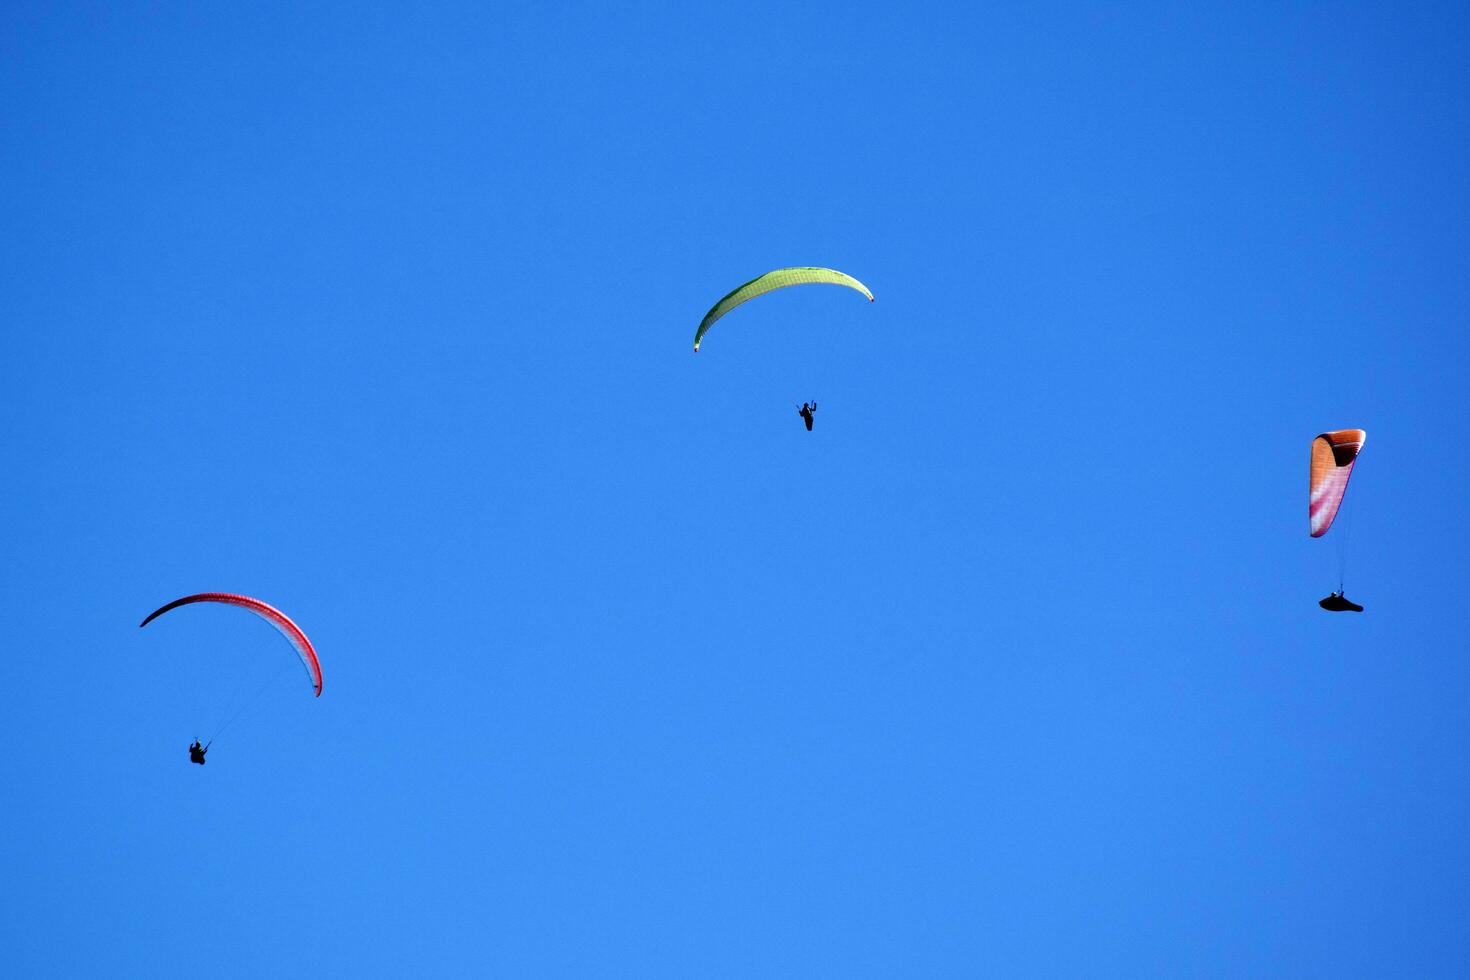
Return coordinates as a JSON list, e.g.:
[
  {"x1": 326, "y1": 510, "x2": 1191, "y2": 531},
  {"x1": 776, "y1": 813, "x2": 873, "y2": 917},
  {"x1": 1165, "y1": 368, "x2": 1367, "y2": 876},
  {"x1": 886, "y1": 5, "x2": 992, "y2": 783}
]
[{"x1": 692, "y1": 267, "x2": 873, "y2": 352}]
